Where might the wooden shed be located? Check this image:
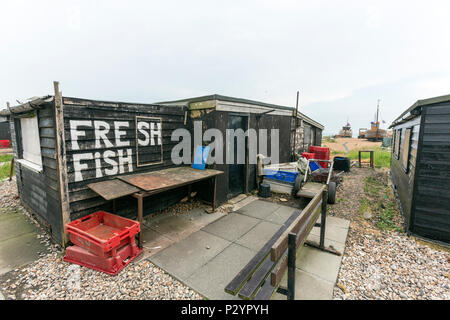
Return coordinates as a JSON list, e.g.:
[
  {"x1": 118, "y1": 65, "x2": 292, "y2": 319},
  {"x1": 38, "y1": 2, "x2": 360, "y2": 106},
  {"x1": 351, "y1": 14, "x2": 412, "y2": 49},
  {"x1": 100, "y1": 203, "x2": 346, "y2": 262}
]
[
  {"x1": 389, "y1": 94, "x2": 450, "y2": 244},
  {"x1": 0, "y1": 83, "x2": 191, "y2": 245},
  {"x1": 0, "y1": 115, "x2": 11, "y2": 141},
  {"x1": 158, "y1": 94, "x2": 324, "y2": 204},
  {"x1": 1, "y1": 85, "x2": 324, "y2": 246}
]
